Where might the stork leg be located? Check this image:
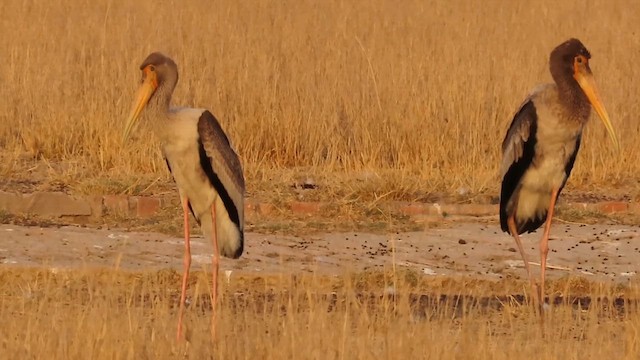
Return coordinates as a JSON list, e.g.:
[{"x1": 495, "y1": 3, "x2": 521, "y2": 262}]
[
  {"x1": 539, "y1": 188, "x2": 559, "y2": 313},
  {"x1": 210, "y1": 204, "x2": 220, "y2": 339},
  {"x1": 507, "y1": 215, "x2": 539, "y2": 309},
  {"x1": 177, "y1": 198, "x2": 191, "y2": 341}
]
